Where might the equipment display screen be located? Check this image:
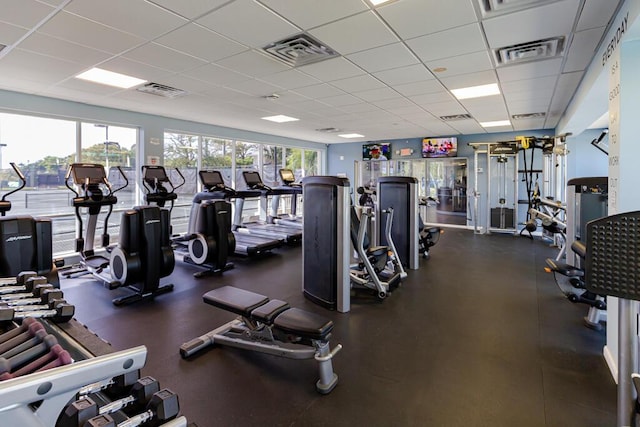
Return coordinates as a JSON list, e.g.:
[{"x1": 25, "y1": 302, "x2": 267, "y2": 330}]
[
  {"x1": 143, "y1": 166, "x2": 168, "y2": 181},
  {"x1": 72, "y1": 164, "x2": 106, "y2": 184},
  {"x1": 200, "y1": 170, "x2": 224, "y2": 186},
  {"x1": 280, "y1": 169, "x2": 295, "y2": 183},
  {"x1": 243, "y1": 171, "x2": 262, "y2": 186}
]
